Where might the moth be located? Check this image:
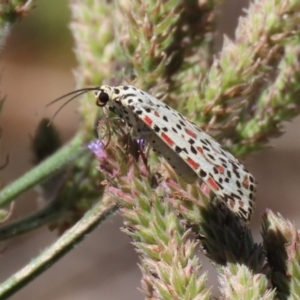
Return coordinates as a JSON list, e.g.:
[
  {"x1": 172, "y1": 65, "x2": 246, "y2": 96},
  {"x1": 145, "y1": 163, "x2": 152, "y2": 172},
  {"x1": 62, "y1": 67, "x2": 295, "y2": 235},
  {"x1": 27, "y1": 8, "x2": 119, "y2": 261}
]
[{"x1": 92, "y1": 85, "x2": 256, "y2": 222}]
